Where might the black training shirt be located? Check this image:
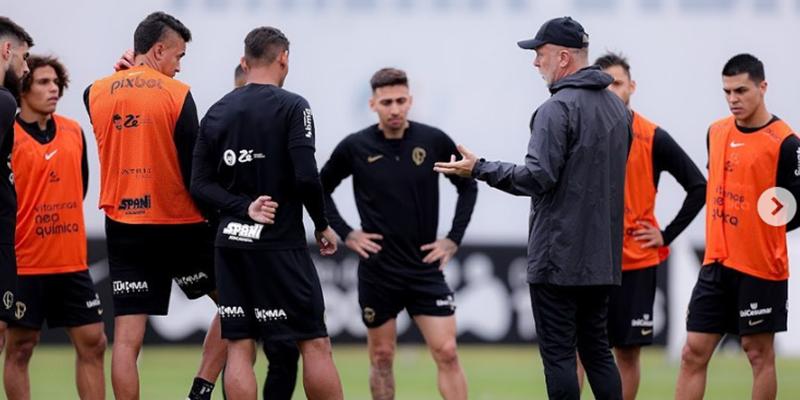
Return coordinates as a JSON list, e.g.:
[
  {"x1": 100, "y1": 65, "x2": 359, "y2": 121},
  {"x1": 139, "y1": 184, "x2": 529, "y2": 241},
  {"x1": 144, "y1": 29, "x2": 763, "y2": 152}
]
[
  {"x1": 320, "y1": 121, "x2": 478, "y2": 271},
  {"x1": 191, "y1": 84, "x2": 328, "y2": 250},
  {"x1": 0, "y1": 88, "x2": 17, "y2": 245}
]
